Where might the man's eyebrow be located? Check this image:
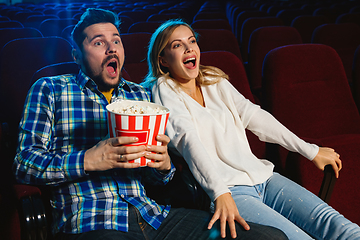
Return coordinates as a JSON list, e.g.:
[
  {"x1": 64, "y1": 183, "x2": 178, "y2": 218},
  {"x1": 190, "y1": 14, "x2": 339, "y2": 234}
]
[{"x1": 89, "y1": 33, "x2": 120, "y2": 42}]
